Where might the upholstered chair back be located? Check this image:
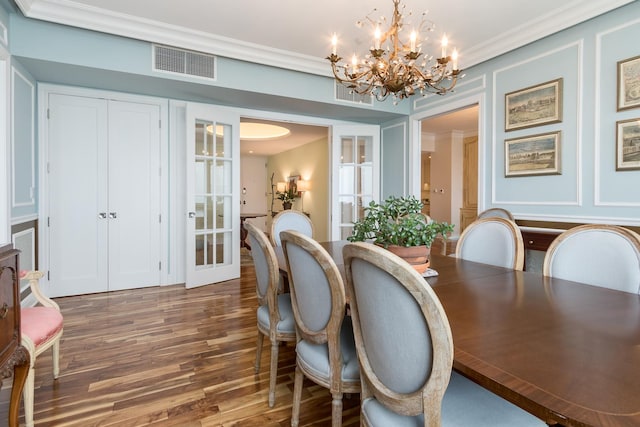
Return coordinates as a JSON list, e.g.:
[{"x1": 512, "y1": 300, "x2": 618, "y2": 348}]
[
  {"x1": 477, "y1": 207, "x2": 515, "y2": 221},
  {"x1": 343, "y1": 242, "x2": 453, "y2": 422},
  {"x1": 270, "y1": 210, "x2": 313, "y2": 247},
  {"x1": 456, "y1": 217, "x2": 525, "y2": 270},
  {"x1": 280, "y1": 230, "x2": 344, "y2": 341},
  {"x1": 343, "y1": 242, "x2": 547, "y2": 427},
  {"x1": 543, "y1": 225, "x2": 640, "y2": 294}
]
